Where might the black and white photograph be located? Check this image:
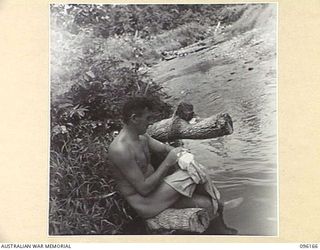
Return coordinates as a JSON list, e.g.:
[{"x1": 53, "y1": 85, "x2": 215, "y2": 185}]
[{"x1": 49, "y1": 3, "x2": 277, "y2": 236}]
